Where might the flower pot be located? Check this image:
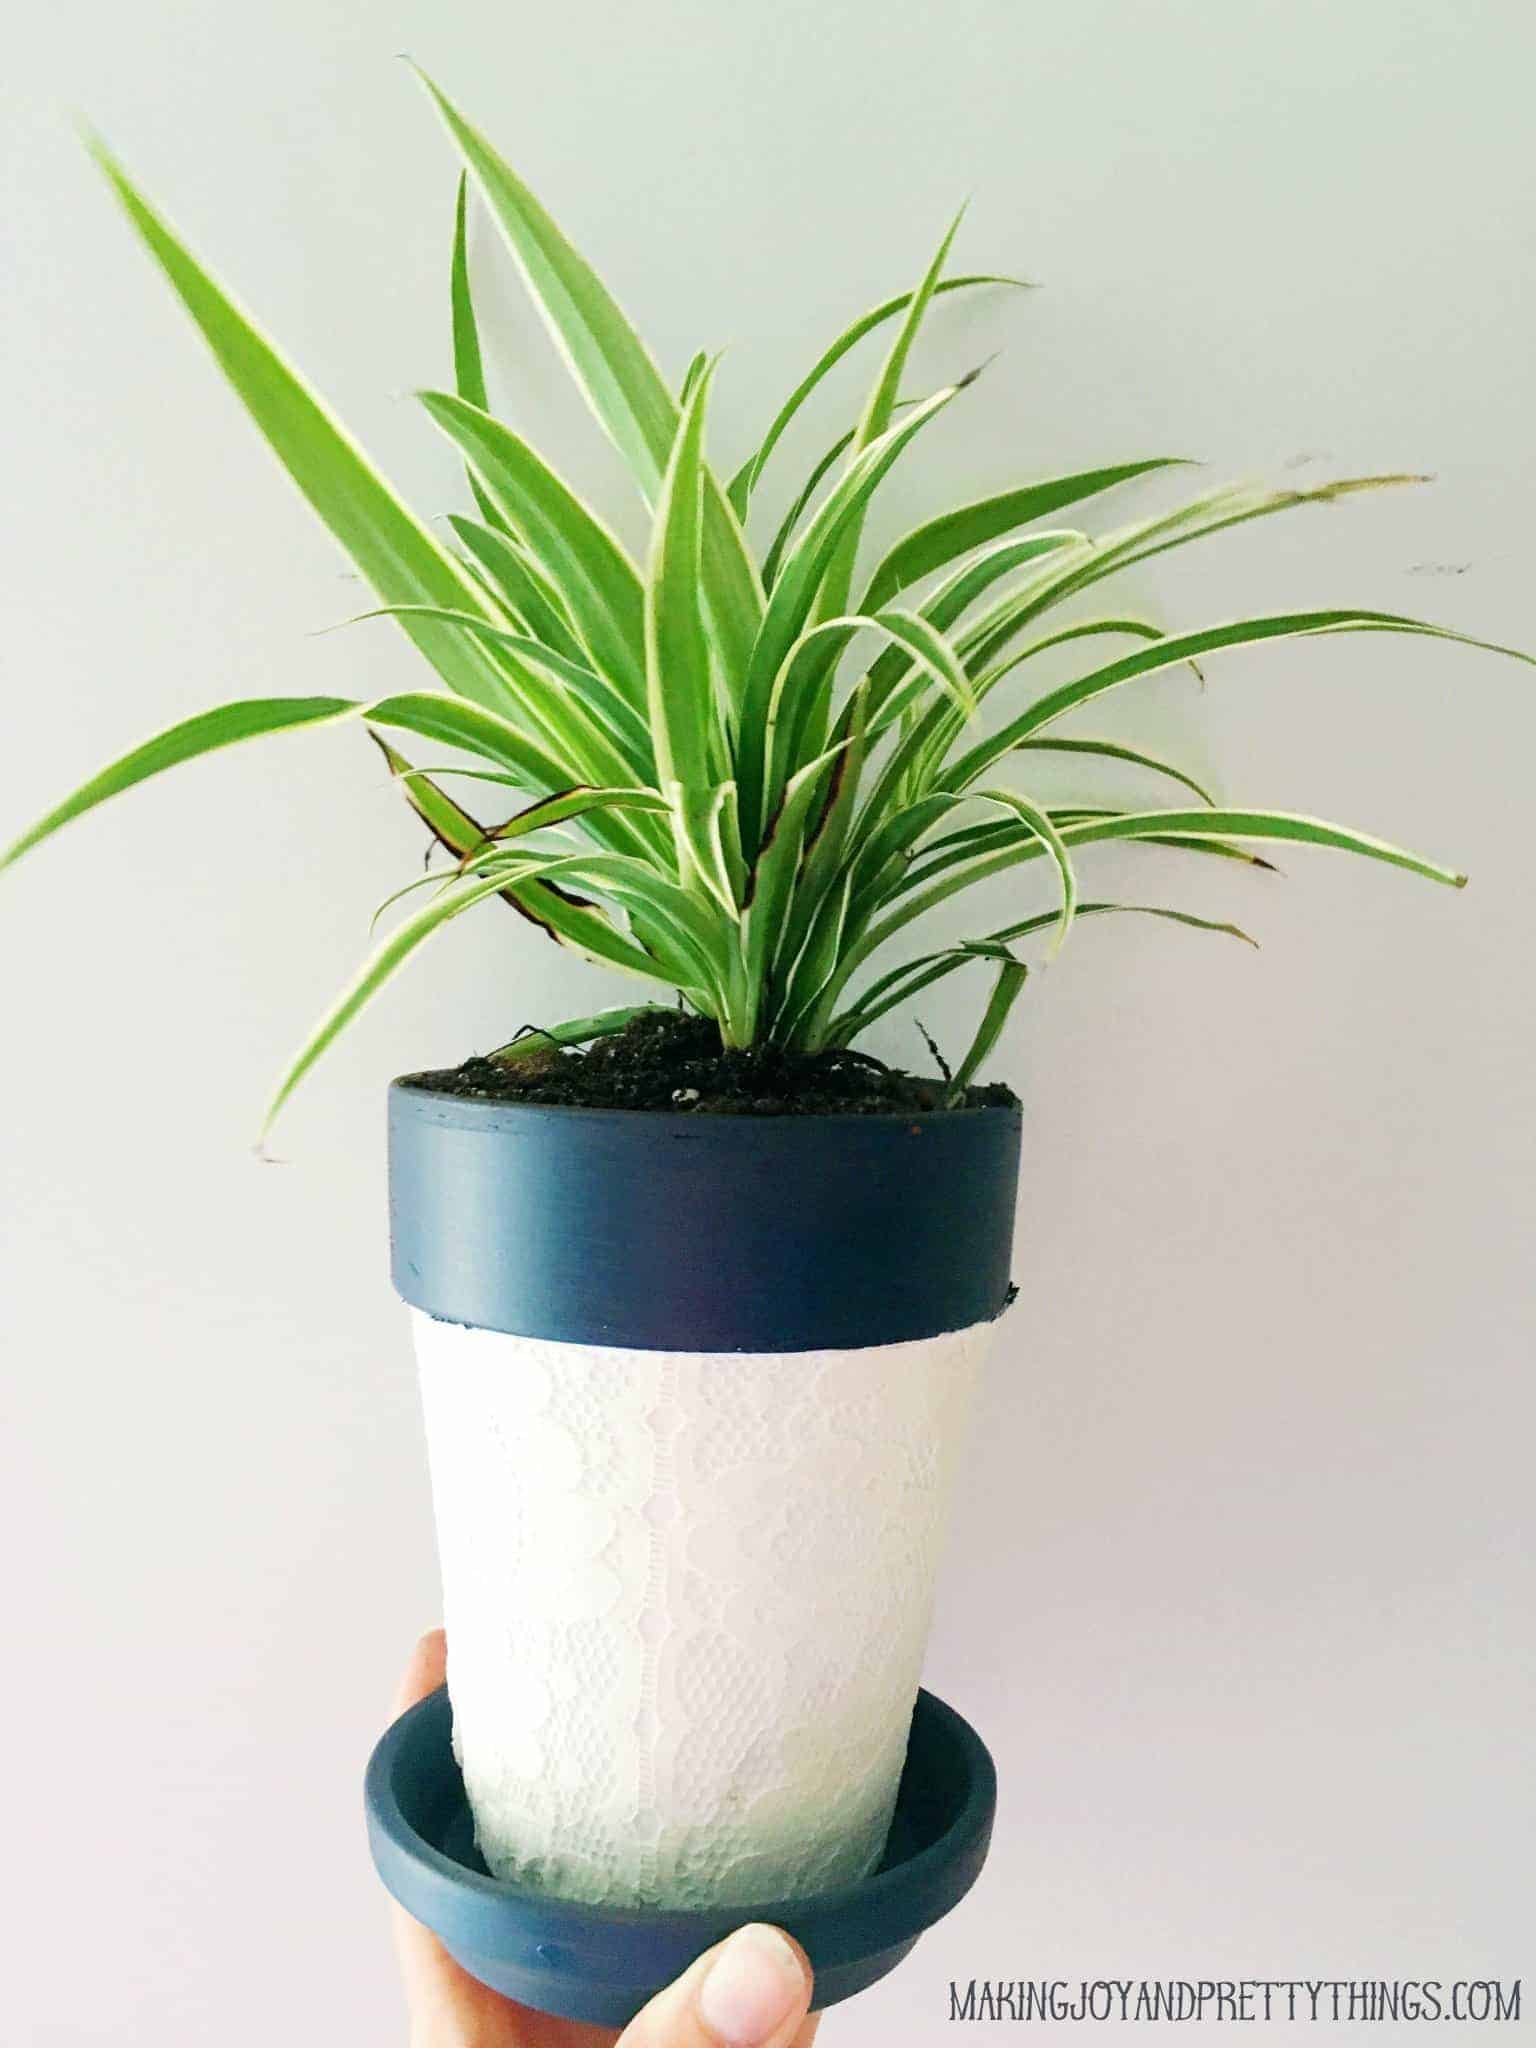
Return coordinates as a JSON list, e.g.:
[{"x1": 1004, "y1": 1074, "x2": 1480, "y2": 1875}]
[{"x1": 389, "y1": 1083, "x2": 1020, "y2": 1912}]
